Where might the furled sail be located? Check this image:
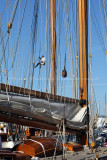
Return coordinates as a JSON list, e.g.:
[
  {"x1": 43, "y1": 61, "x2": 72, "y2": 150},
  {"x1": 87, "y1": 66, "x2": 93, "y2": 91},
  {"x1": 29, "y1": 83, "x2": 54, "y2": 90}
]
[{"x1": 0, "y1": 83, "x2": 87, "y2": 131}]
